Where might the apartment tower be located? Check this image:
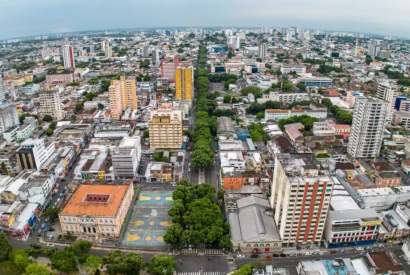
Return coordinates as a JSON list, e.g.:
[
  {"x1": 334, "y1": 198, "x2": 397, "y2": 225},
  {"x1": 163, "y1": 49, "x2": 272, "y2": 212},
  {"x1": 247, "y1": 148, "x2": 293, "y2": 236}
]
[
  {"x1": 62, "y1": 45, "x2": 75, "y2": 70},
  {"x1": 108, "y1": 76, "x2": 137, "y2": 120},
  {"x1": 175, "y1": 66, "x2": 193, "y2": 101},
  {"x1": 347, "y1": 97, "x2": 388, "y2": 160},
  {"x1": 271, "y1": 153, "x2": 334, "y2": 246},
  {"x1": 39, "y1": 87, "x2": 63, "y2": 121},
  {"x1": 376, "y1": 81, "x2": 397, "y2": 124},
  {"x1": 148, "y1": 103, "x2": 182, "y2": 149}
]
